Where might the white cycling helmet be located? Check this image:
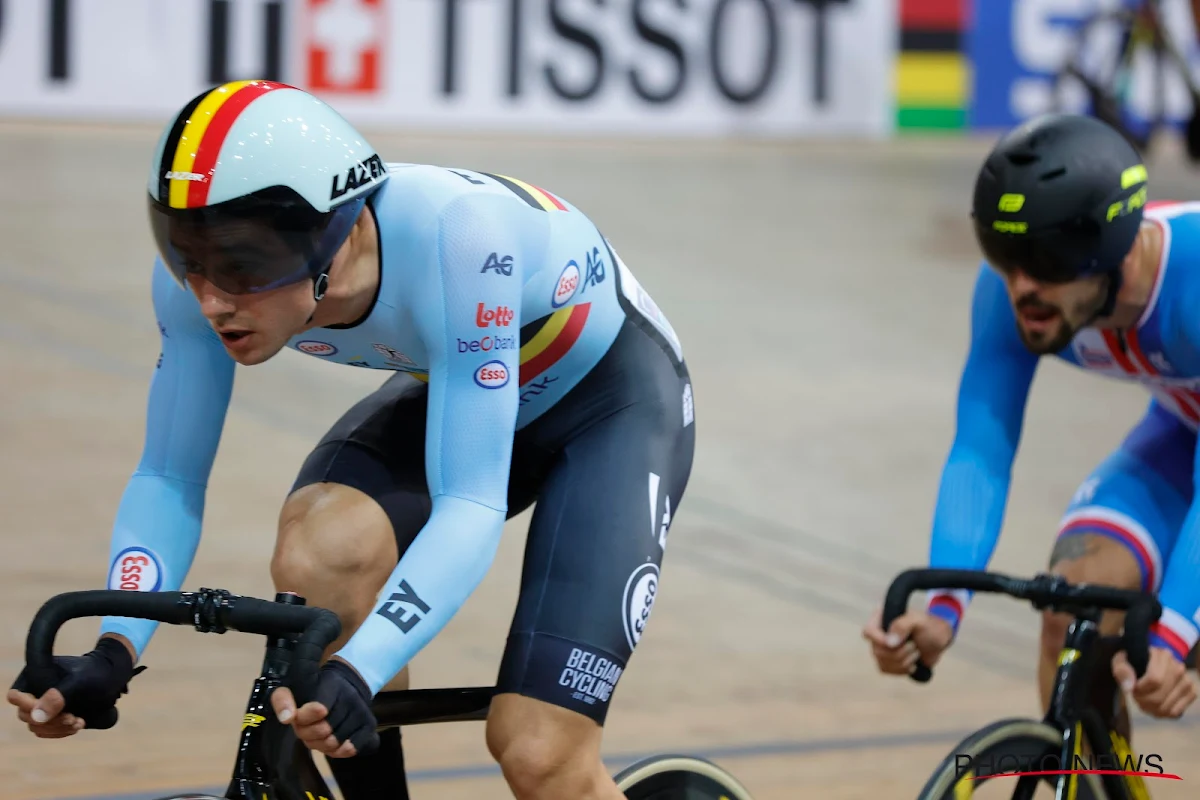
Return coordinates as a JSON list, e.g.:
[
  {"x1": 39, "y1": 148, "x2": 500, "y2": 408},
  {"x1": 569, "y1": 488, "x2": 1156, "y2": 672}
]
[{"x1": 146, "y1": 80, "x2": 388, "y2": 298}]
